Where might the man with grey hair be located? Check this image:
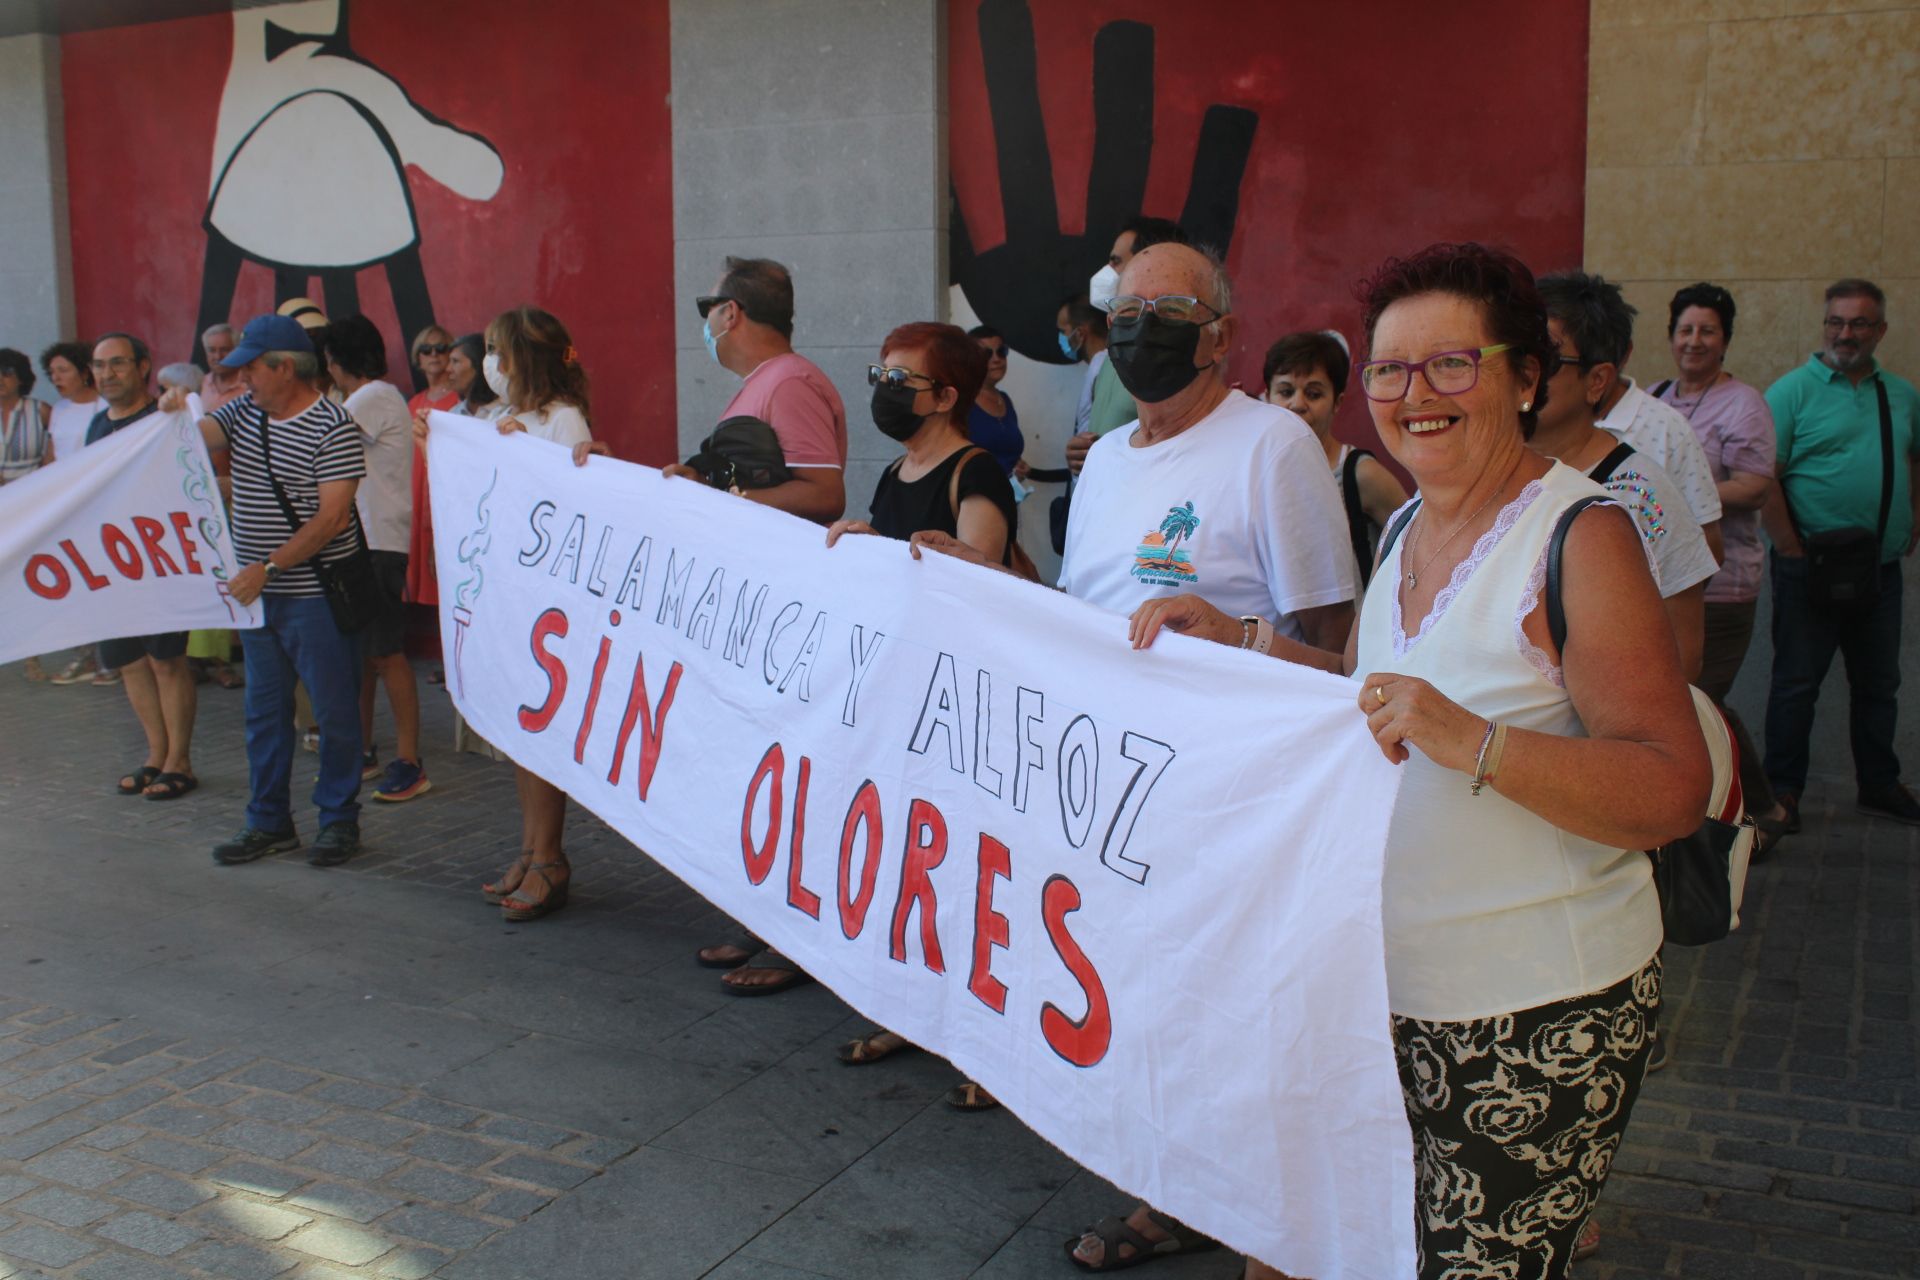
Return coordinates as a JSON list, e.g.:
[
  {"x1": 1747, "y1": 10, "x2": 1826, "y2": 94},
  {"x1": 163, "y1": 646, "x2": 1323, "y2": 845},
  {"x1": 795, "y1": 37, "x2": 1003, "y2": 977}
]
[
  {"x1": 918, "y1": 238, "x2": 1358, "y2": 1268},
  {"x1": 1762, "y1": 277, "x2": 1920, "y2": 829},
  {"x1": 178, "y1": 313, "x2": 369, "y2": 866},
  {"x1": 199, "y1": 323, "x2": 246, "y2": 411},
  {"x1": 1062, "y1": 241, "x2": 1355, "y2": 651}
]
